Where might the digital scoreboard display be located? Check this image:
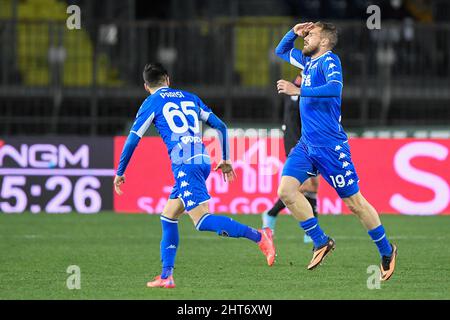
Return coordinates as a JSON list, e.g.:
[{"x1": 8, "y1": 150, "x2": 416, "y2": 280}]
[{"x1": 0, "y1": 138, "x2": 114, "y2": 214}]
